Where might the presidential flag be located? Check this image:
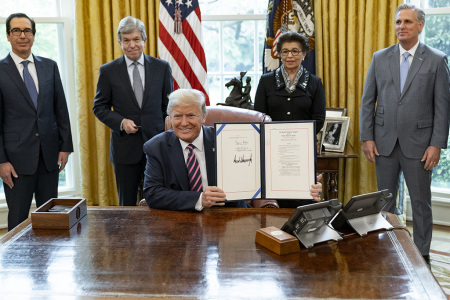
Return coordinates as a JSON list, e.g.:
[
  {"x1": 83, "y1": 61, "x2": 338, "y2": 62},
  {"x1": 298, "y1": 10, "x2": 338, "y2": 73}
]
[
  {"x1": 159, "y1": 0, "x2": 210, "y2": 105},
  {"x1": 263, "y1": 0, "x2": 316, "y2": 74}
]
